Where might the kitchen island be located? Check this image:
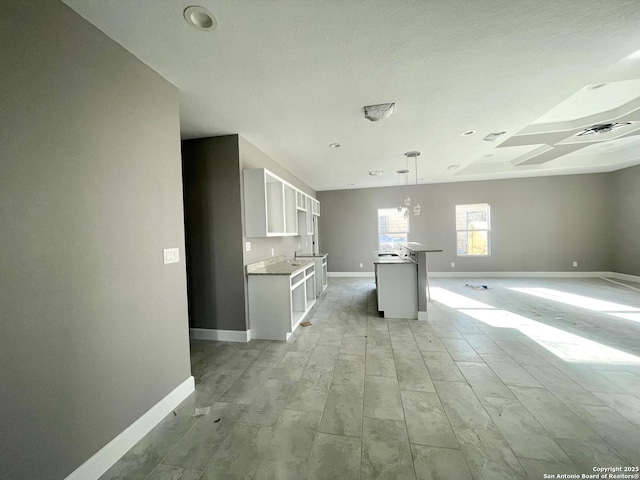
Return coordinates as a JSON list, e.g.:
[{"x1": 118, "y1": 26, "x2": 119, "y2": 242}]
[
  {"x1": 375, "y1": 243, "x2": 442, "y2": 320},
  {"x1": 374, "y1": 256, "x2": 418, "y2": 319}
]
